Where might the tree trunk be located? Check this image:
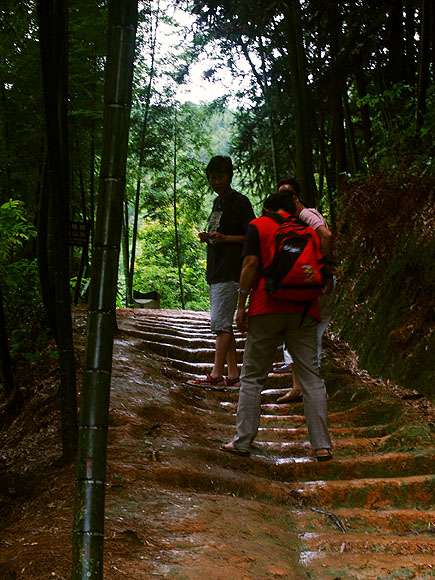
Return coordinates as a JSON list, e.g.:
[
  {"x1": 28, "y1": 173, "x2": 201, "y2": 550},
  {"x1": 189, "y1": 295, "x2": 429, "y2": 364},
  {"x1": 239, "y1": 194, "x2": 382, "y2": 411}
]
[
  {"x1": 354, "y1": 51, "x2": 372, "y2": 167},
  {"x1": 386, "y1": 0, "x2": 406, "y2": 87},
  {"x1": 173, "y1": 106, "x2": 185, "y2": 309},
  {"x1": 0, "y1": 282, "x2": 19, "y2": 403},
  {"x1": 1, "y1": 82, "x2": 12, "y2": 199},
  {"x1": 36, "y1": 0, "x2": 77, "y2": 459},
  {"x1": 416, "y1": 0, "x2": 431, "y2": 131},
  {"x1": 37, "y1": 157, "x2": 58, "y2": 339},
  {"x1": 404, "y1": 0, "x2": 417, "y2": 87},
  {"x1": 122, "y1": 199, "x2": 131, "y2": 307},
  {"x1": 128, "y1": 0, "x2": 161, "y2": 305},
  {"x1": 328, "y1": 4, "x2": 347, "y2": 193},
  {"x1": 284, "y1": 0, "x2": 317, "y2": 206},
  {"x1": 342, "y1": 82, "x2": 359, "y2": 175},
  {"x1": 71, "y1": 2, "x2": 138, "y2": 578}
]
